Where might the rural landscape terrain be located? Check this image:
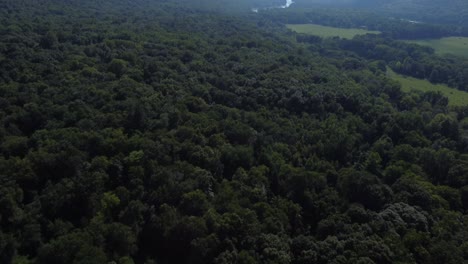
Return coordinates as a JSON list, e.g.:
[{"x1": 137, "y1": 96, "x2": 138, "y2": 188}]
[{"x1": 1, "y1": 0, "x2": 468, "y2": 263}]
